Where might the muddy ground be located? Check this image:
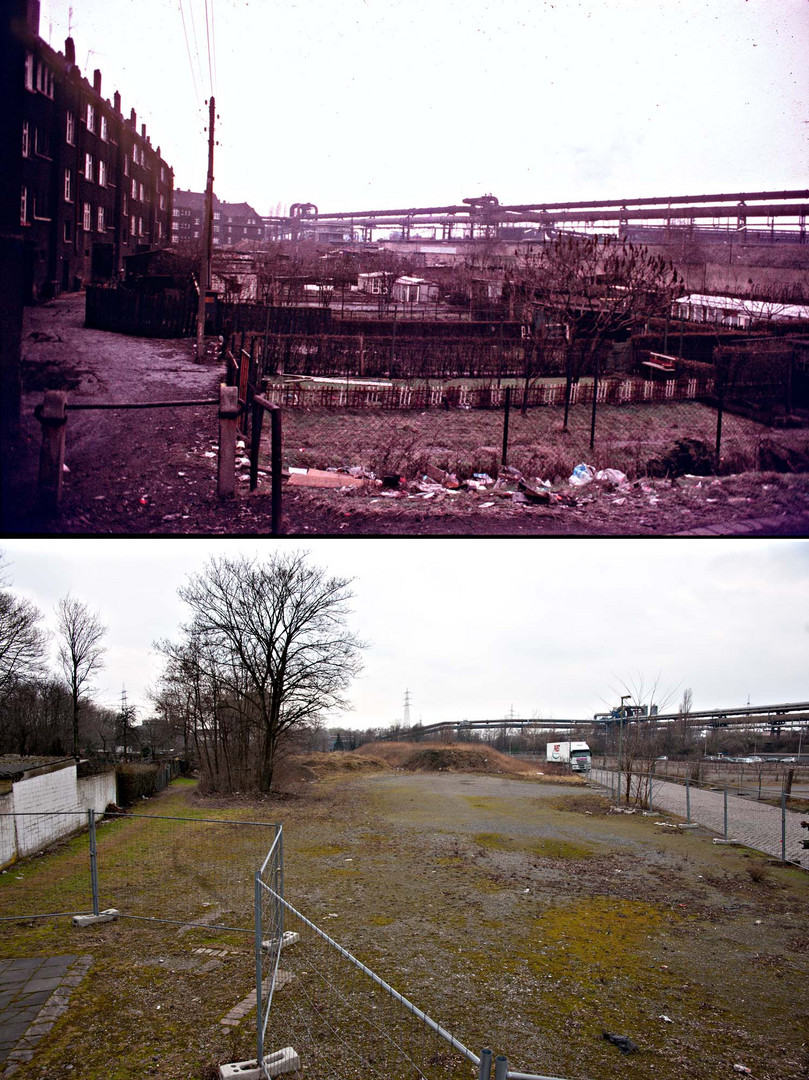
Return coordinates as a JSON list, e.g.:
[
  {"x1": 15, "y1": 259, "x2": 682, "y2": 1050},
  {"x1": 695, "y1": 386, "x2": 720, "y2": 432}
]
[{"x1": 3, "y1": 292, "x2": 809, "y2": 536}]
